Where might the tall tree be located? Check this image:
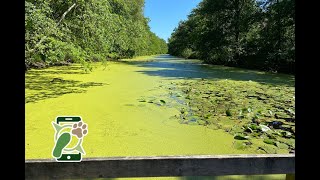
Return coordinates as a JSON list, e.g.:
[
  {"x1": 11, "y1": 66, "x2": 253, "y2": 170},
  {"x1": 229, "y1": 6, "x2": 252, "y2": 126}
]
[{"x1": 168, "y1": 0, "x2": 295, "y2": 74}]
